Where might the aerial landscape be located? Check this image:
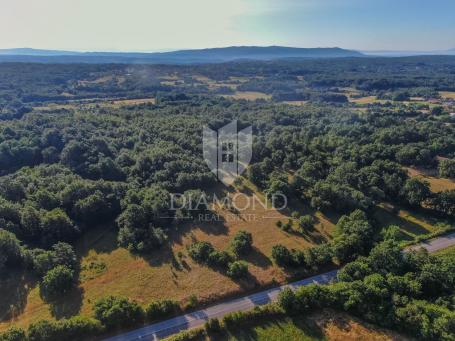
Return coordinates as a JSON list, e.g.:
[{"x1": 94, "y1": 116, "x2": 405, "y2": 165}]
[{"x1": 0, "y1": 1, "x2": 454, "y2": 341}]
